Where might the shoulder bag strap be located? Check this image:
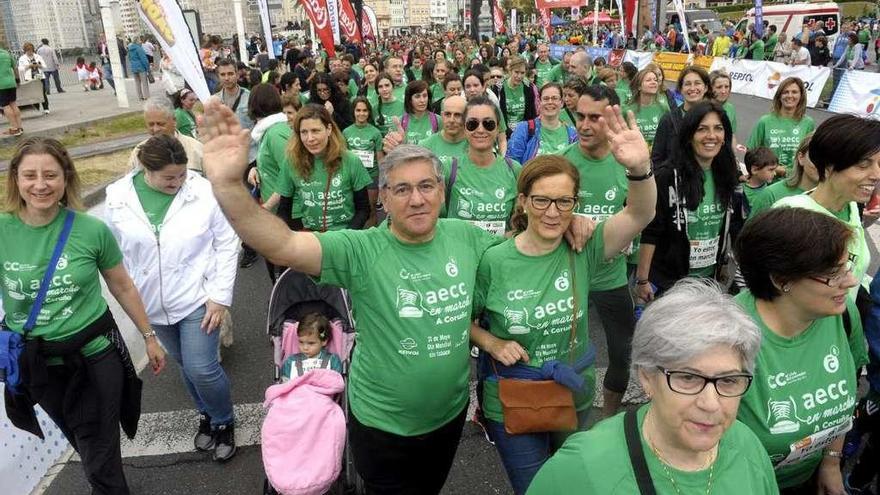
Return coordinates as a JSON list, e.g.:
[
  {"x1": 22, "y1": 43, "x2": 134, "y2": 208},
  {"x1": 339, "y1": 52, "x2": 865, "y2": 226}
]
[
  {"x1": 24, "y1": 210, "x2": 75, "y2": 333},
  {"x1": 625, "y1": 408, "x2": 657, "y2": 495},
  {"x1": 567, "y1": 249, "x2": 579, "y2": 364}
]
